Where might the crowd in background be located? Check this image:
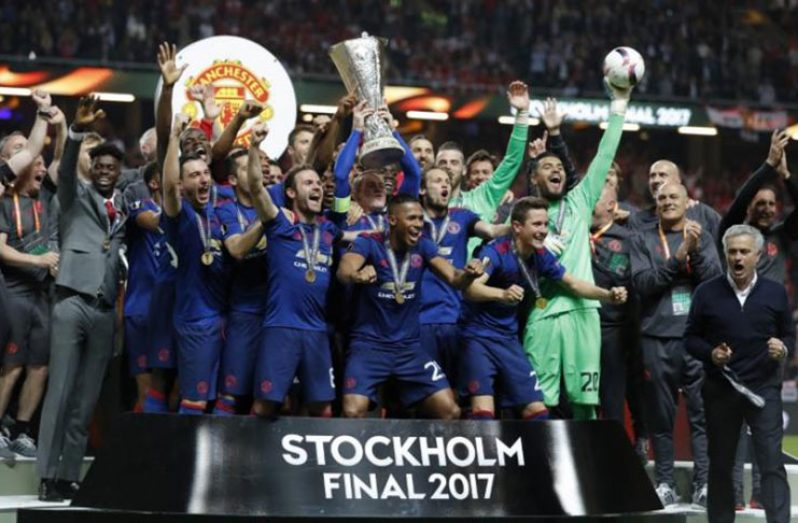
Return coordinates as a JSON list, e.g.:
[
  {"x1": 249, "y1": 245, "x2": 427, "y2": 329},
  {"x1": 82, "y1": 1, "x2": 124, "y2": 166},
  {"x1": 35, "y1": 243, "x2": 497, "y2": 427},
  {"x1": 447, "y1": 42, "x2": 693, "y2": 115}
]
[{"x1": 2, "y1": 0, "x2": 798, "y2": 102}]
